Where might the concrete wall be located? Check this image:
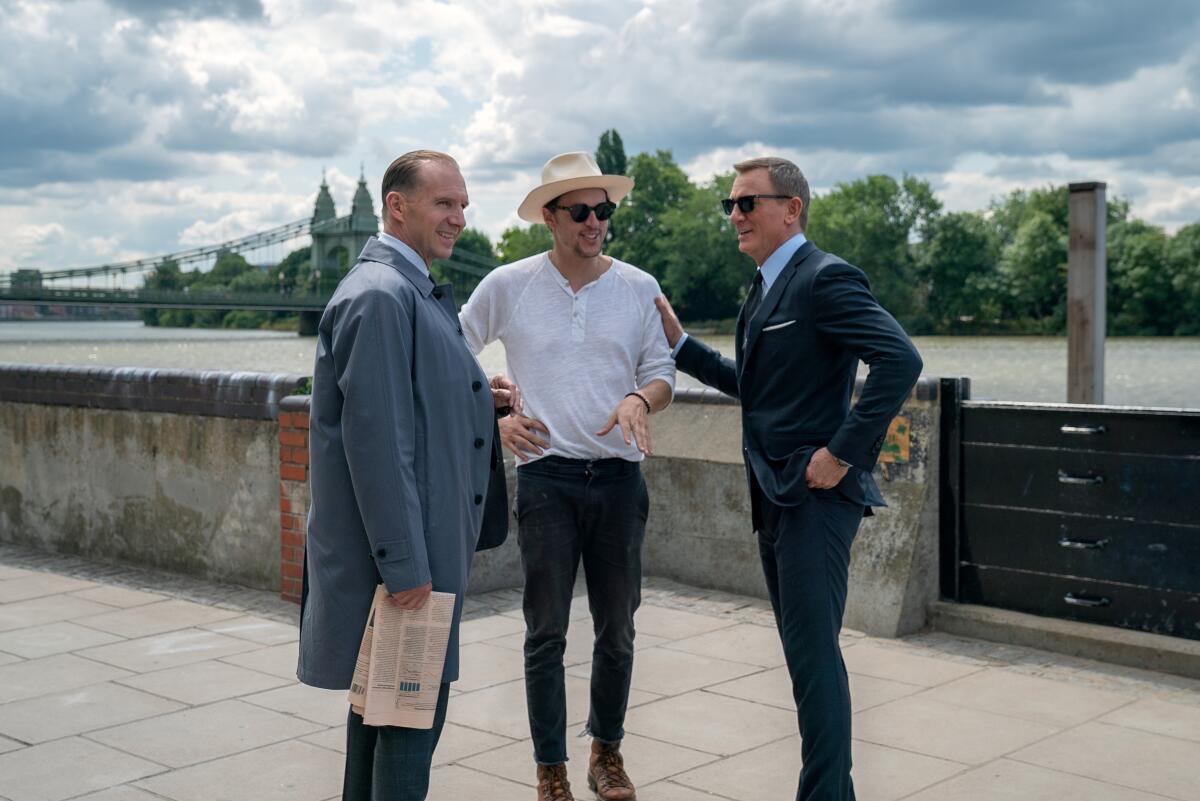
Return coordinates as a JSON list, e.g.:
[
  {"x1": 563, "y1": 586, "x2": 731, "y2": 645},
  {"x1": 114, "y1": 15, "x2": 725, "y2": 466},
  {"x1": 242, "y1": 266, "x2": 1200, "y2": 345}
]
[
  {"x1": 0, "y1": 364, "x2": 306, "y2": 591},
  {"x1": 1, "y1": 363, "x2": 943, "y2": 637}
]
